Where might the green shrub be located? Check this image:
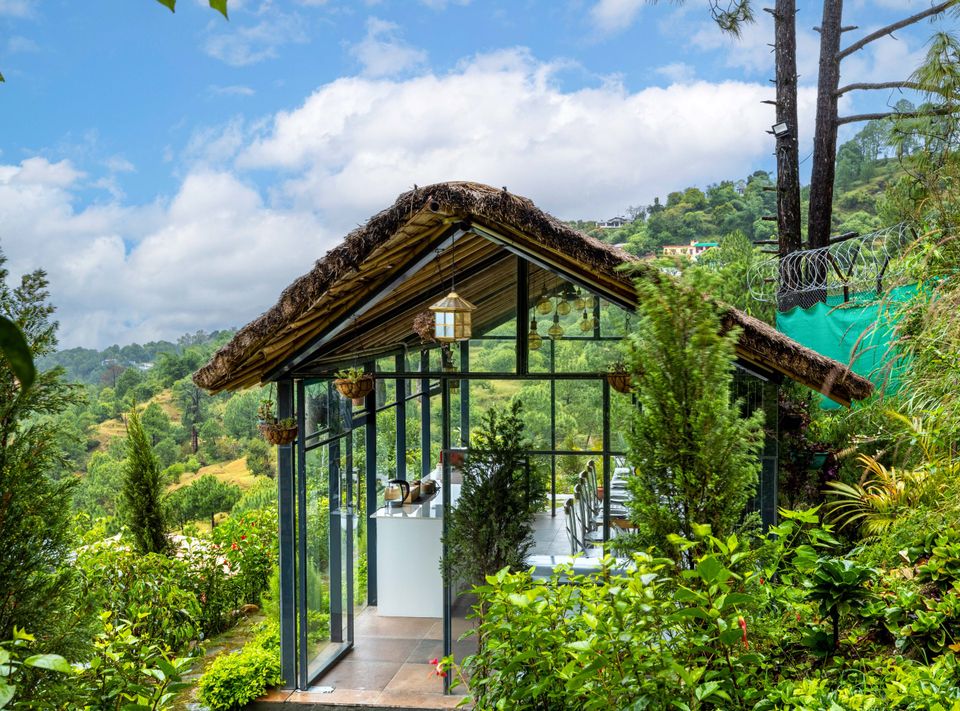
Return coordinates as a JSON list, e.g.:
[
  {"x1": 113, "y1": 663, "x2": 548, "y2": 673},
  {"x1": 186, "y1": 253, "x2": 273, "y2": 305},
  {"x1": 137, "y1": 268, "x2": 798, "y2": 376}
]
[
  {"x1": 197, "y1": 628, "x2": 282, "y2": 711},
  {"x1": 76, "y1": 545, "x2": 201, "y2": 652}
]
